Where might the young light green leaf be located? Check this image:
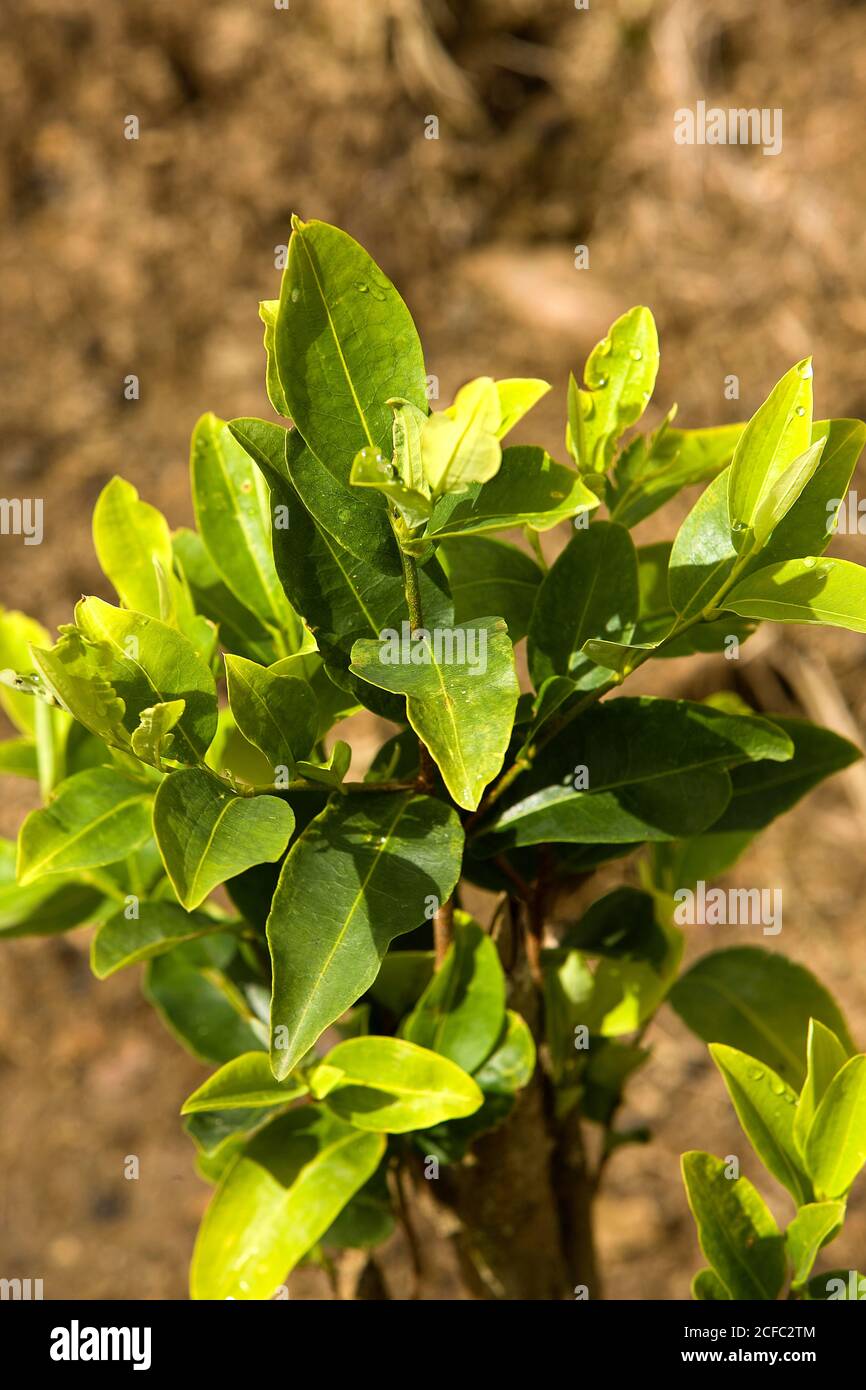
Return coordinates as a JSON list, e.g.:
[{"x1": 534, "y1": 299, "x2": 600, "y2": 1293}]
[
  {"x1": 794, "y1": 1018, "x2": 849, "y2": 1154},
  {"x1": 709, "y1": 1043, "x2": 811, "y2": 1204},
  {"x1": 748, "y1": 438, "x2": 826, "y2": 548},
  {"x1": 421, "y1": 377, "x2": 502, "y2": 497},
  {"x1": 350, "y1": 445, "x2": 432, "y2": 529},
  {"x1": 670, "y1": 948, "x2": 853, "y2": 1088},
  {"x1": 182, "y1": 1052, "x2": 309, "y2": 1113},
  {"x1": 91, "y1": 900, "x2": 229, "y2": 979},
  {"x1": 295, "y1": 739, "x2": 352, "y2": 791},
  {"x1": 63, "y1": 596, "x2": 219, "y2": 762},
  {"x1": 190, "y1": 1108, "x2": 385, "y2": 1299},
  {"x1": 681, "y1": 1150, "x2": 786, "y2": 1300},
  {"x1": 668, "y1": 469, "x2": 738, "y2": 618},
  {"x1": 495, "y1": 378, "x2": 551, "y2": 438},
  {"x1": 191, "y1": 412, "x2": 298, "y2": 638},
  {"x1": 153, "y1": 768, "x2": 294, "y2": 910},
  {"x1": 727, "y1": 359, "x2": 813, "y2": 543},
  {"x1": 258, "y1": 299, "x2": 290, "y2": 417},
  {"x1": 224, "y1": 655, "x2": 317, "y2": 777},
  {"x1": 527, "y1": 522, "x2": 639, "y2": 690},
  {"x1": 350, "y1": 618, "x2": 519, "y2": 811},
  {"x1": 567, "y1": 307, "x2": 660, "y2": 475},
  {"x1": 16, "y1": 768, "x2": 152, "y2": 885},
  {"x1": 403, "y1": 913, "x2": 506, "y2": 1073},
  {"x1": 786, "y1": 1202, "x2": 845, "y2": 1288},
  {"x1": 92, "y1": 477, "x2": 175, "y2": 618},
  {"x1": 315, "y1": 1036, "x2": 483, "y2": 1132},
  {"x1": 724, "y1": 556, "x2": 866, "y2": 634},
  {"x1": 275, "y1": 216, "x2": 427, "y2": 481},
  {"x1": 0, "y1": 608, "x2": 54, "y2": 734},
  {"x1": 427, "y1": 446, "x2": 598, "y2": 539},
  {"x1": 754, "y1": 417, "x2": 866, "y2": 568},
  {"x1": 437, "y1": 536, "x2": 542, "y2": 643},
  {"x1": 804, "y1": 1055, "x2": 866, "y2": 1199},
  {"x1": 130, "y1": 699, "x2": 185, "y2": 769},
  {"x1": 267, "y1": 792, "x2": 463, "y2": 1077}
]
